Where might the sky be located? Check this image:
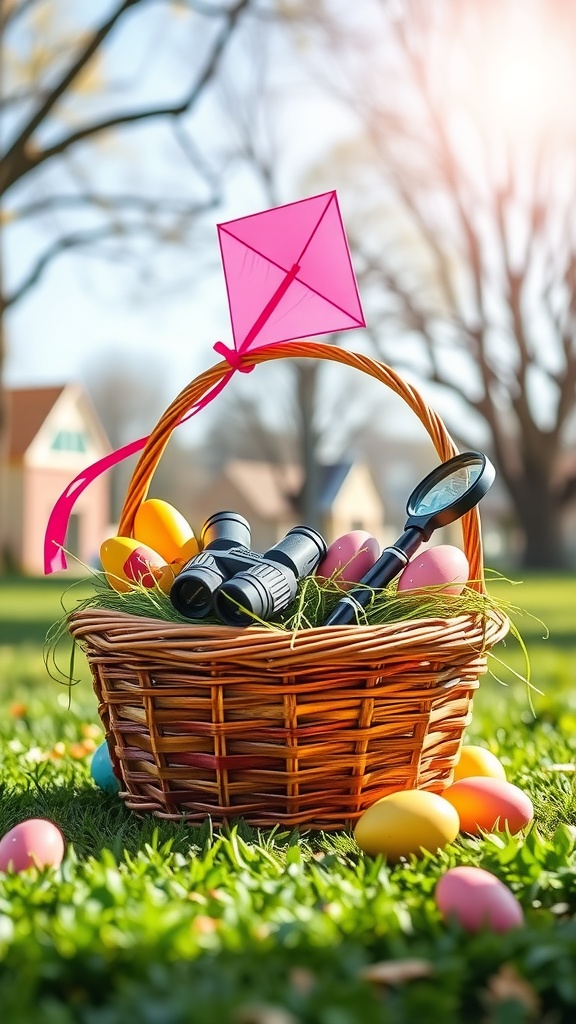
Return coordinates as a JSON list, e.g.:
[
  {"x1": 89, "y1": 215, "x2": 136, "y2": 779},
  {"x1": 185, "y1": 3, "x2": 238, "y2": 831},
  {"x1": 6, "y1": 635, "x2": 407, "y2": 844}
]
[
  {"x1": 6, "y1": 0, "x2": 549, "y2": 452},
  {"x1": 4, "y1": 1, "x2": 372, "y2": 416}
]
